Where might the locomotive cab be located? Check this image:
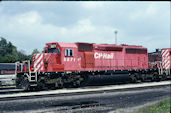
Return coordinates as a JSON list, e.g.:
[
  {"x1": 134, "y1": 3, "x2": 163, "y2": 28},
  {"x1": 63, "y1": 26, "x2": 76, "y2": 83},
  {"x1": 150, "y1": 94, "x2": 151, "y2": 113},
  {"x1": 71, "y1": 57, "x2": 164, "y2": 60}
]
[
  {"x1": 43, "y1": 42, "x2": 79, "y2": 72},
  {"x1": 44, "y1": 43, "x2": 61, "y2": 64}
]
